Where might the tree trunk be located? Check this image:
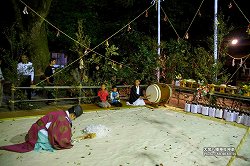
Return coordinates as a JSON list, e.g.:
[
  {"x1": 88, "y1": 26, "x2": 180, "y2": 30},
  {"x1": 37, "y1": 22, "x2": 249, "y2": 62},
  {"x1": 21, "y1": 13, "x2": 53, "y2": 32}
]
[
  {"x1": 11, "y1": 0, "x2": 52, "y2": 72},
  {"x1": 28, "y1": 21, "x2": 50, "y2": 72}
]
